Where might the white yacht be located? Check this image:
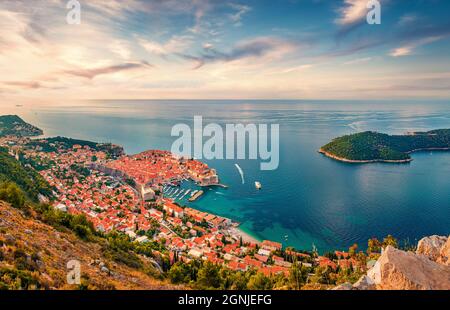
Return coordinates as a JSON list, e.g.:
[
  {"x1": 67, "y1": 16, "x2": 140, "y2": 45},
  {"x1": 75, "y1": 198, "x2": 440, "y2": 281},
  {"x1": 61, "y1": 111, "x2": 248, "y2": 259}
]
[{"x1": 255, "y1": 181, "x2": 262, "y2": 190}]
